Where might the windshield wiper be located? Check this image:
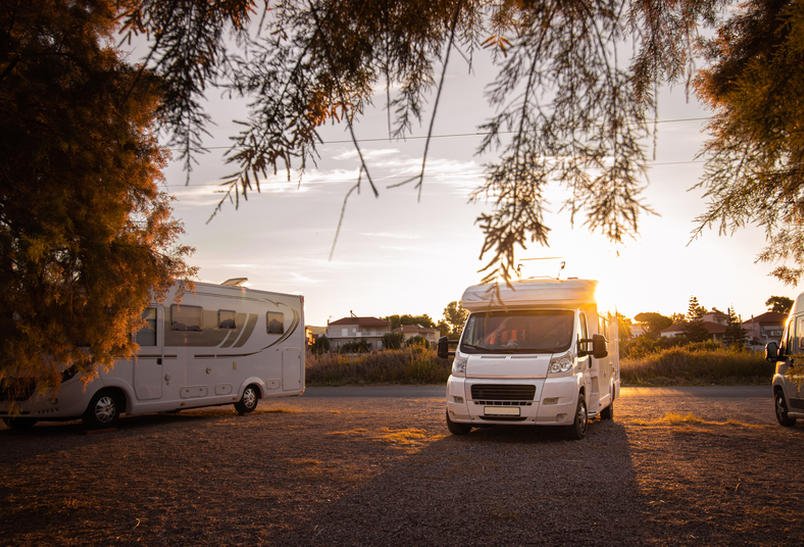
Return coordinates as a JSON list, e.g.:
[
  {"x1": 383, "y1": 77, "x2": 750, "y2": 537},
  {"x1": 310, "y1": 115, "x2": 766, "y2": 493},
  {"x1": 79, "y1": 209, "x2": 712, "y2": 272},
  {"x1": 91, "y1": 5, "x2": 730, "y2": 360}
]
[{"x1": 460, "y1": 343, "x2": 491, "y2": 352}]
